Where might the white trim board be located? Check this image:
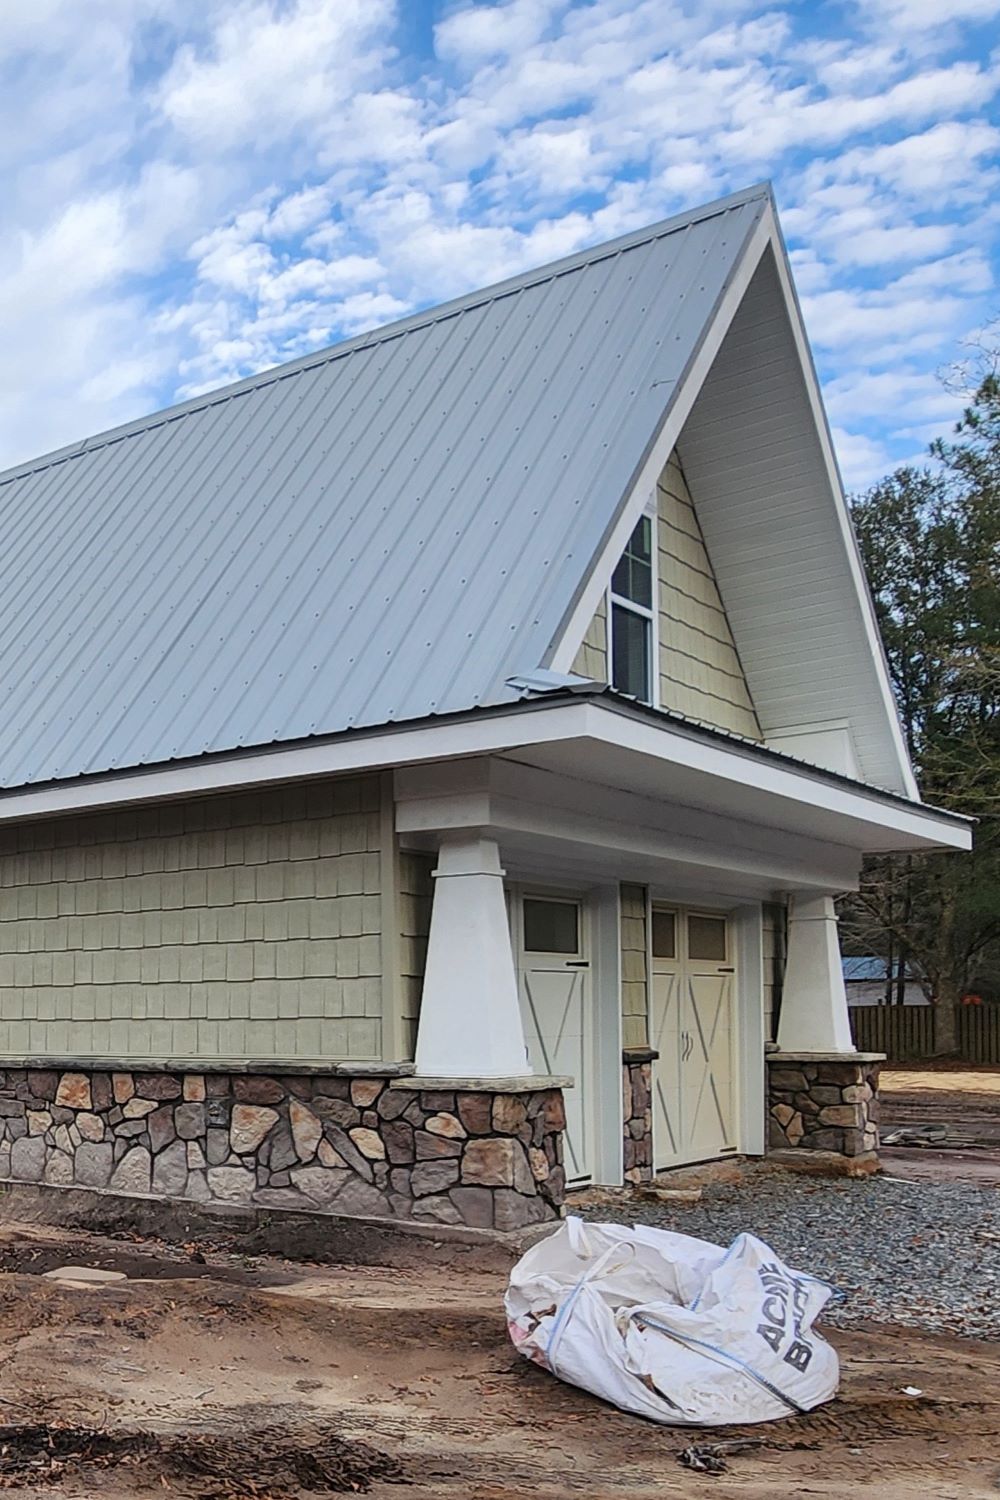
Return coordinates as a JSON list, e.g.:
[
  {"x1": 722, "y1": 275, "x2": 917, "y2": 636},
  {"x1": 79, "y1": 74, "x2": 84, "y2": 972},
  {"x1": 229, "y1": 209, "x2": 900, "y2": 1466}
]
[{"x1": 0, "y1": 698, "x2": 967, "y2": 856}]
